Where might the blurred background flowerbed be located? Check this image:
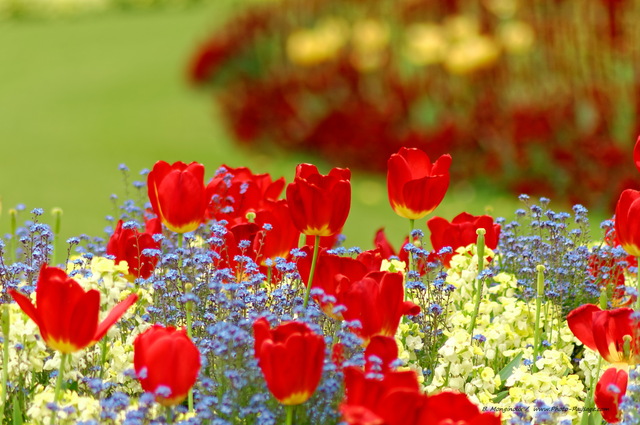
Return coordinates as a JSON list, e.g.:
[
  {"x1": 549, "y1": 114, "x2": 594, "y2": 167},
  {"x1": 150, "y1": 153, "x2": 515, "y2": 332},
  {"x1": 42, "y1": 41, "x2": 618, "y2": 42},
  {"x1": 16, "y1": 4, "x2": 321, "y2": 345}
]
[
  {"x1": 189, "y1": 0, "x2": 640, "y2": 209},
  {"x1": 1, "y1": 0, "x2": 639, "y2": 247}
]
